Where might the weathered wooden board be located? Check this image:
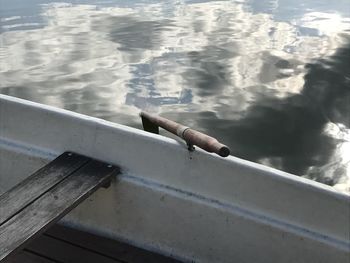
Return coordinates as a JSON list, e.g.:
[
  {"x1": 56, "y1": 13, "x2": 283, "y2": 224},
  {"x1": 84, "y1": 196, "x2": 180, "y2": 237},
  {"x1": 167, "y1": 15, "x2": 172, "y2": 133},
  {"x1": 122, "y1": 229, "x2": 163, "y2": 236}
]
[
  {"x1": 4, "y1": 250, "x2": 55, "y2": 263},
  {"x1": 0, "y1": 158, "x2": 119, "y2": 261},
  {"x1": 46, "y1": 225, "x2": 181, "y2": 263},
  {"x1": 26, "y1": 235, "x2": 121, "y2": 263},
  {"x1": 4, "y1": 225, "x2": 182, "y2": 263},
  {"x1": 0, "y1": 152, "x2": 90, "y2": 225}
]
